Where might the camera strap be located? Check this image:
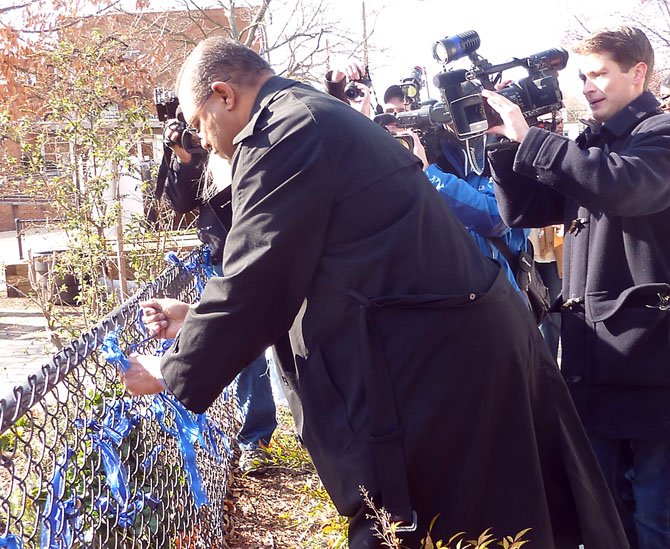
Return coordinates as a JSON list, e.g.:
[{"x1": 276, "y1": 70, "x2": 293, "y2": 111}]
[
  {"x1": 155, "y1": 144, "x2": 173, "y2": 201},
  {"x1": 465, "y1": 134, "x2": 487, "y2": 176}
]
